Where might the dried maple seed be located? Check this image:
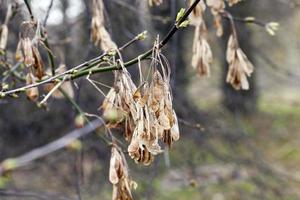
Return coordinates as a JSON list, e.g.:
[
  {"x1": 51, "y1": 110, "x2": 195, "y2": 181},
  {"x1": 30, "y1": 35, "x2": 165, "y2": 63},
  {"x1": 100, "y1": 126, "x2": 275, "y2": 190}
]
[
  {"x1": 91, "y1": 0, "x2": 117, "y2": 52},
  {"x1": 226, "y1": 34, "x2": 254, "y2": 90}
]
